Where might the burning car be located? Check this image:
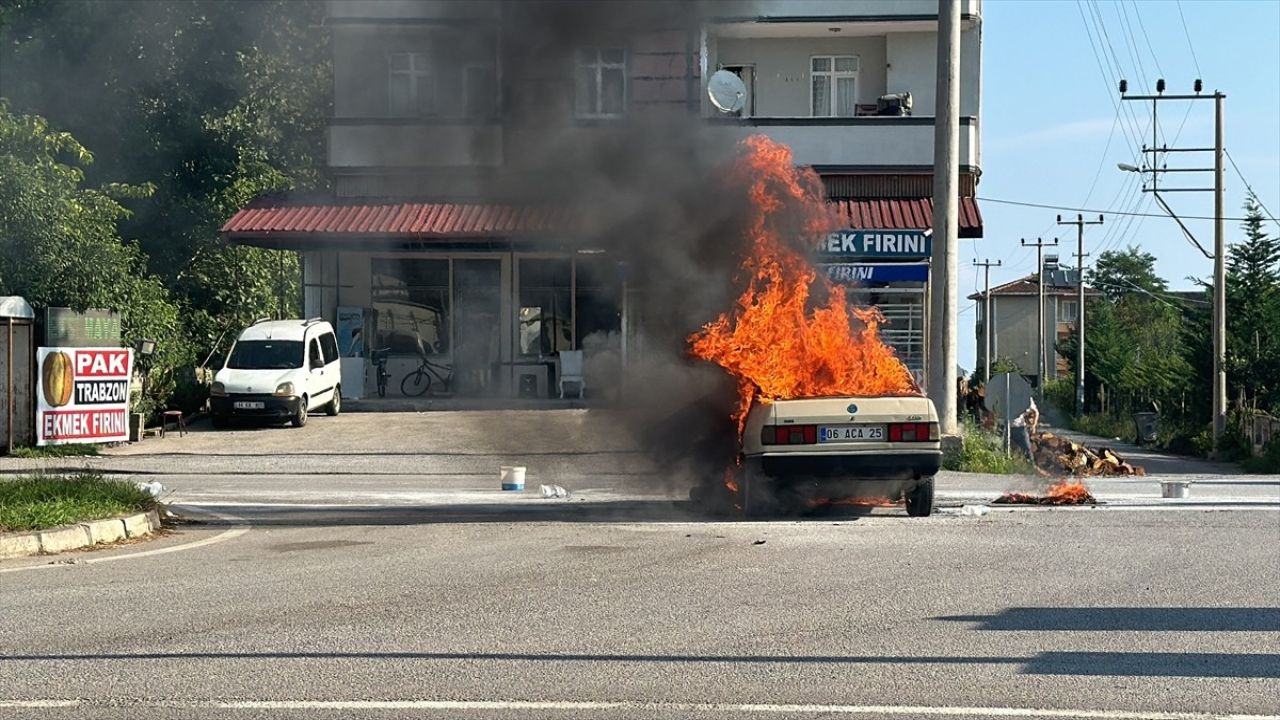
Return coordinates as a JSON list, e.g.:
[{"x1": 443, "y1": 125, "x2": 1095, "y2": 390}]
[{"x1": 740, "y1": 395, "x2": 941, "y2": 516}]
